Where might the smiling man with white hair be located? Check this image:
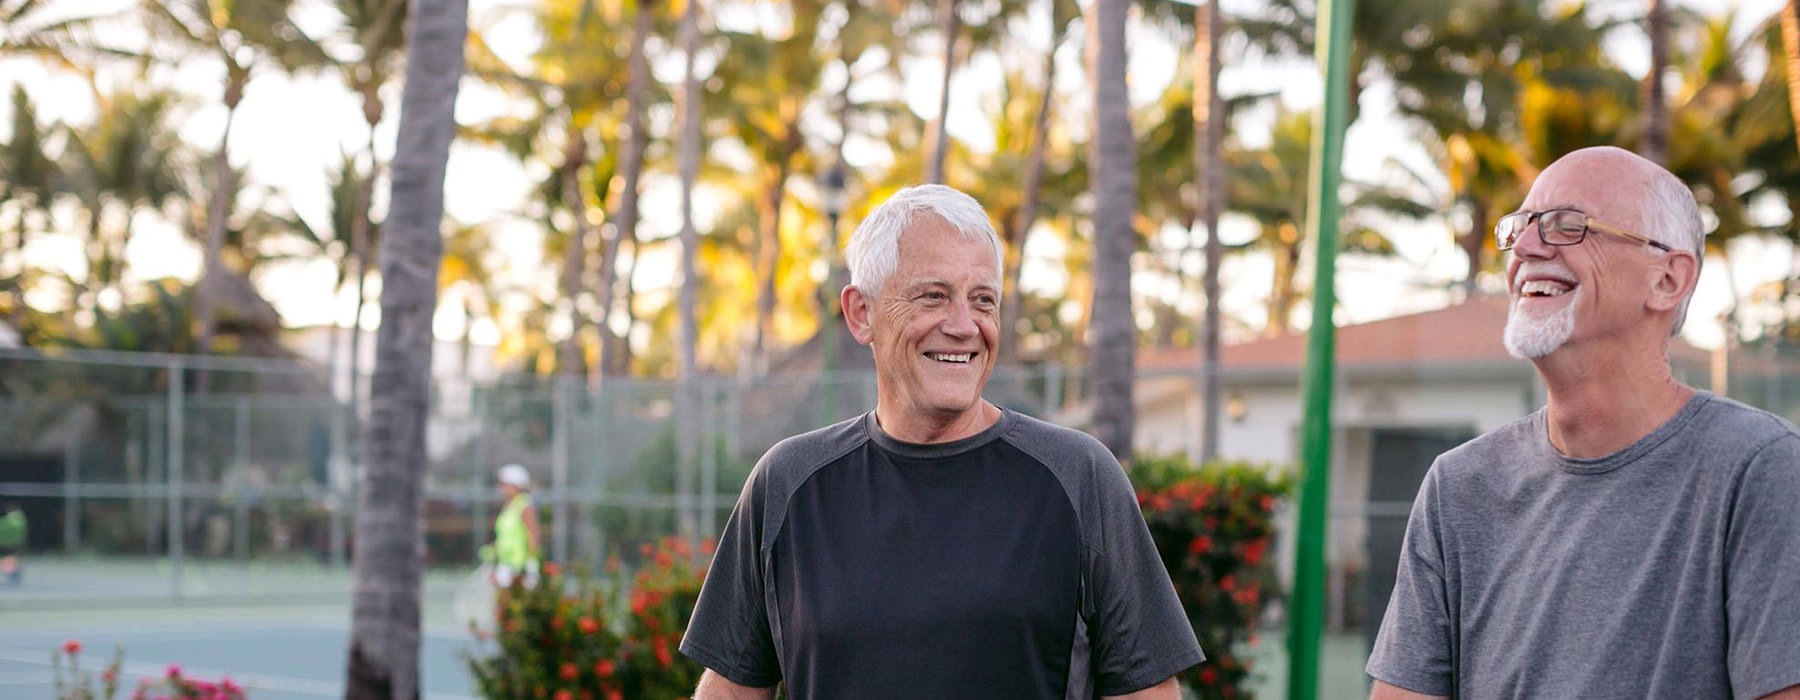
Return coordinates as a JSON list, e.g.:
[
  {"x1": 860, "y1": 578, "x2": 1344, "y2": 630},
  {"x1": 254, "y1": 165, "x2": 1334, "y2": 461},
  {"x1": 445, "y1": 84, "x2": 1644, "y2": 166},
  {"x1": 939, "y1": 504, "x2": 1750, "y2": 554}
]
[
  {"x1": 681, "y1": 184, "x2": 1201, "y2": 700},
  {"x1": 1368, "y1": 147, "x2": 1800, "y2": 700}
]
